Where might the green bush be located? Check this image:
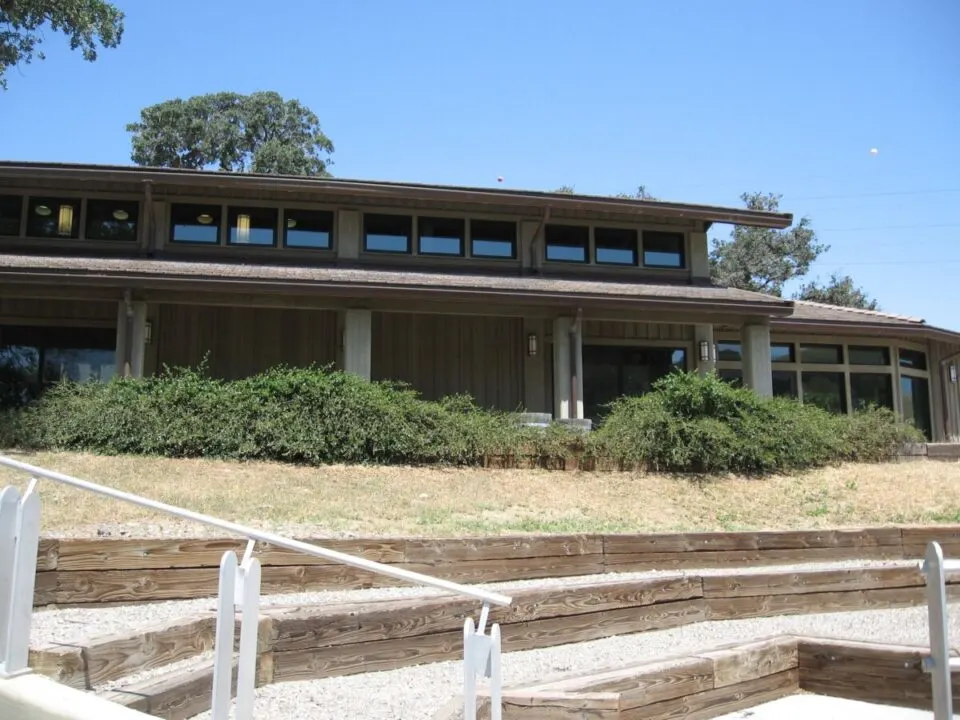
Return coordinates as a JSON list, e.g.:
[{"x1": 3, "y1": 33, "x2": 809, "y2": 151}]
[{"x1": 2, "y1": 365, "x2": 922, "y2": 474}]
